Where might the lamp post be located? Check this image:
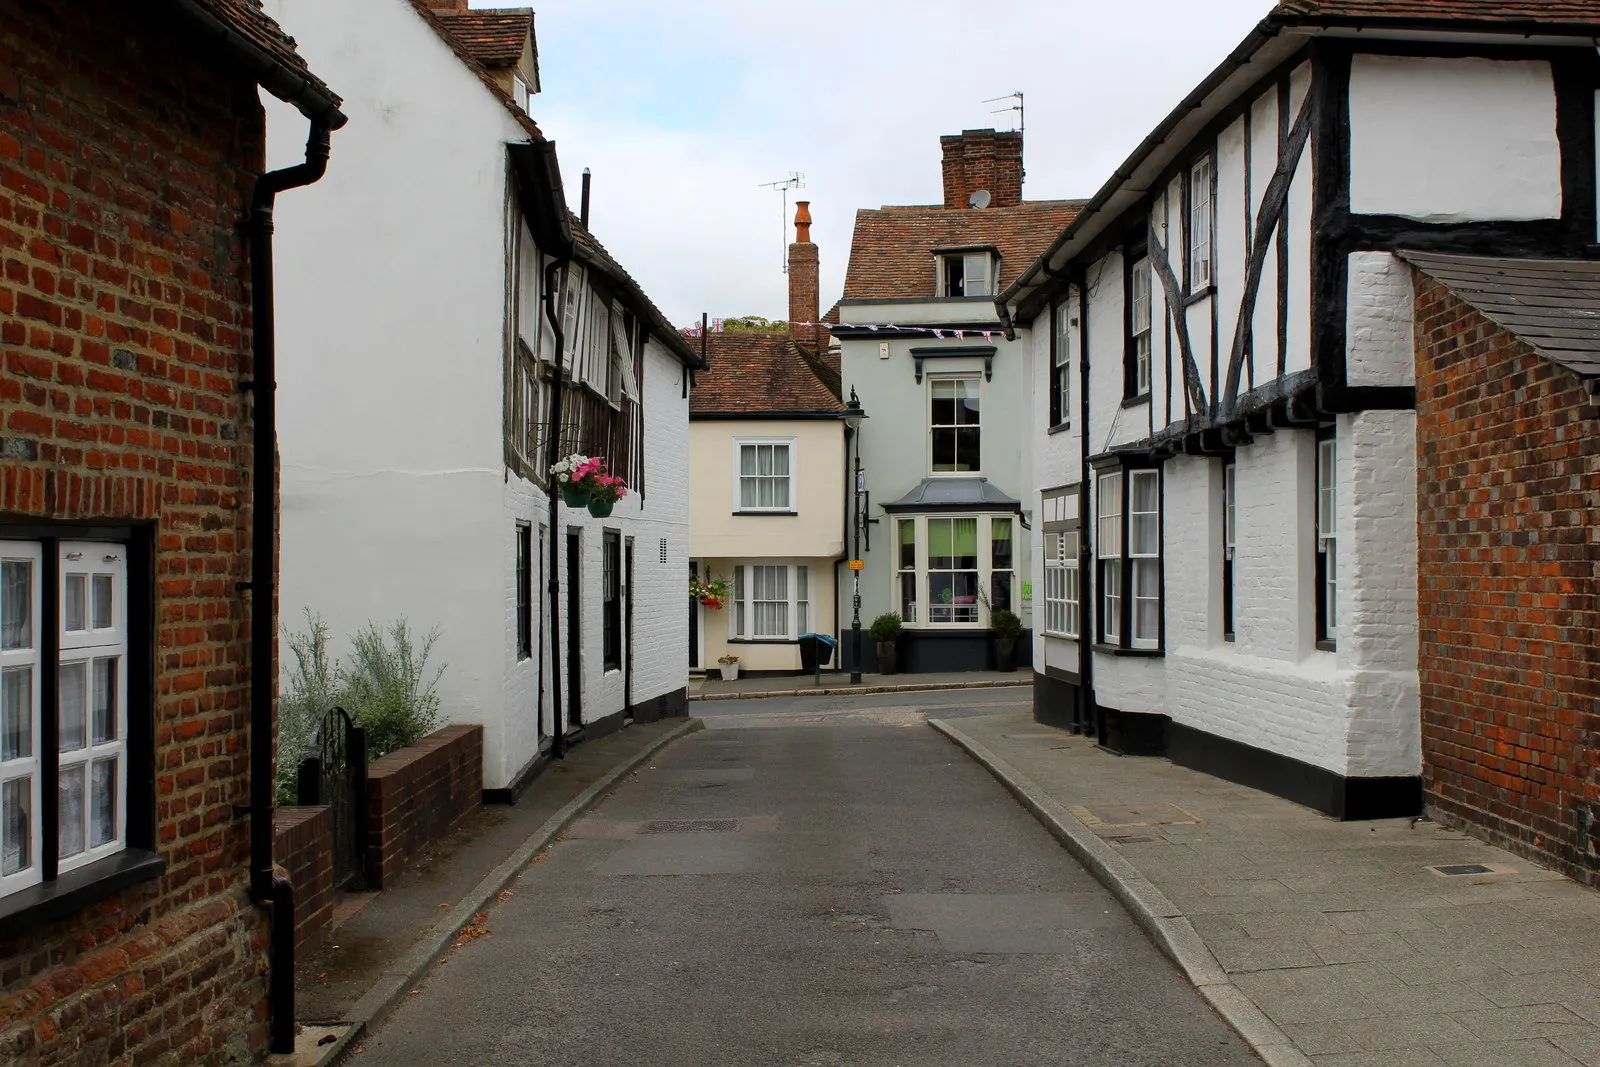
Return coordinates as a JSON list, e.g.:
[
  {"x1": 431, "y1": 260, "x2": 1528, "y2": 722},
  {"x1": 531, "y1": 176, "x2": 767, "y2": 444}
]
[{"x1": 843, "y1": 389, "x2": 868, "y2": 684}]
